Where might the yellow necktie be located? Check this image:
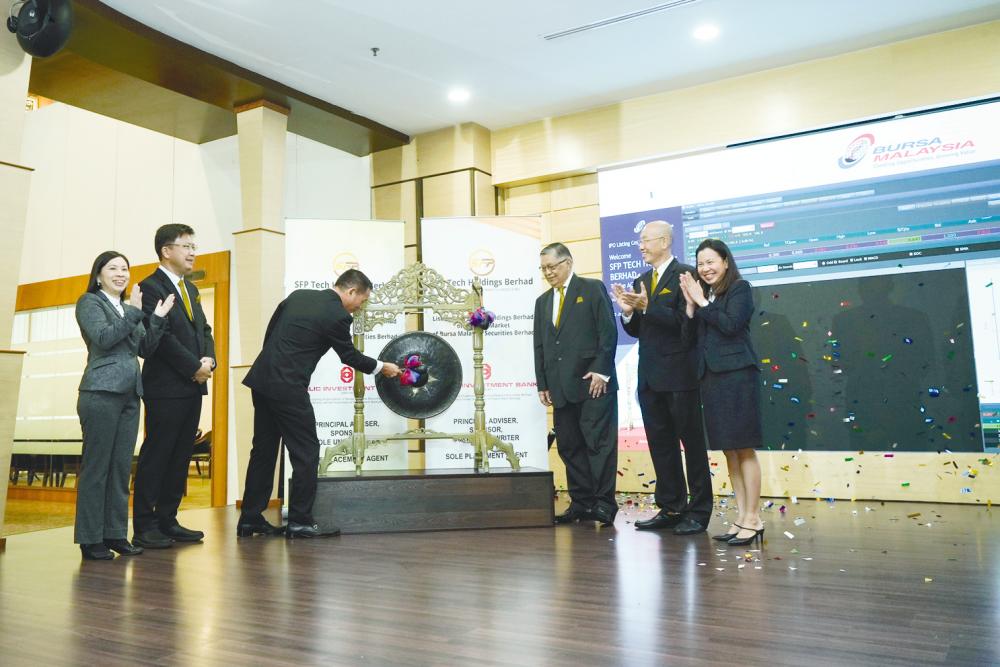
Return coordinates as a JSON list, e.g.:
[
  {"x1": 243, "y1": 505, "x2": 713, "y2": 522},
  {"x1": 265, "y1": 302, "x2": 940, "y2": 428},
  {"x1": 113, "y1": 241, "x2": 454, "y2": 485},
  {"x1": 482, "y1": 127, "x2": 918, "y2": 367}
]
[
  {"x1": 178, "y1": 278, "x2": 194, "y2": 321},
  {"x1": 555, "y1": 286, "x2": 565, "y2": 328},
  {"x1": 651, "y1": 268, "x2": 659, "y2": 295}
]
